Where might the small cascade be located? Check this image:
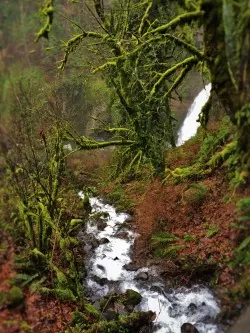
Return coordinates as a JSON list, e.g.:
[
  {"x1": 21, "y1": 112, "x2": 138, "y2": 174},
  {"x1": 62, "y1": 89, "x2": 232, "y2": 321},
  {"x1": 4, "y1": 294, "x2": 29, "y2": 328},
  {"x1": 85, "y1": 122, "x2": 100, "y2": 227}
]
[
  {"x1": 79, "y1": 192, "x2": 222, "y2": 333},
  {"x1": 177, "y1": 84, "x2": 211, "y2": 146}
]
